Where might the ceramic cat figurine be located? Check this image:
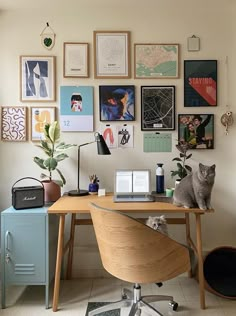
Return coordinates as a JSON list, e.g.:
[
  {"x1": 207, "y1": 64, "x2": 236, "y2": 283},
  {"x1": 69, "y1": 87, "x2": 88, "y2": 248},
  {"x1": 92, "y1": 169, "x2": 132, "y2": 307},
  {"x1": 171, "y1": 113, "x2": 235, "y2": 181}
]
[
  {"x1": 146, "y1": 215, "x2": 168, "y2": 235},
  {"x1": 173, "y1": 163, "x2": 216, "y2": 210}
]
